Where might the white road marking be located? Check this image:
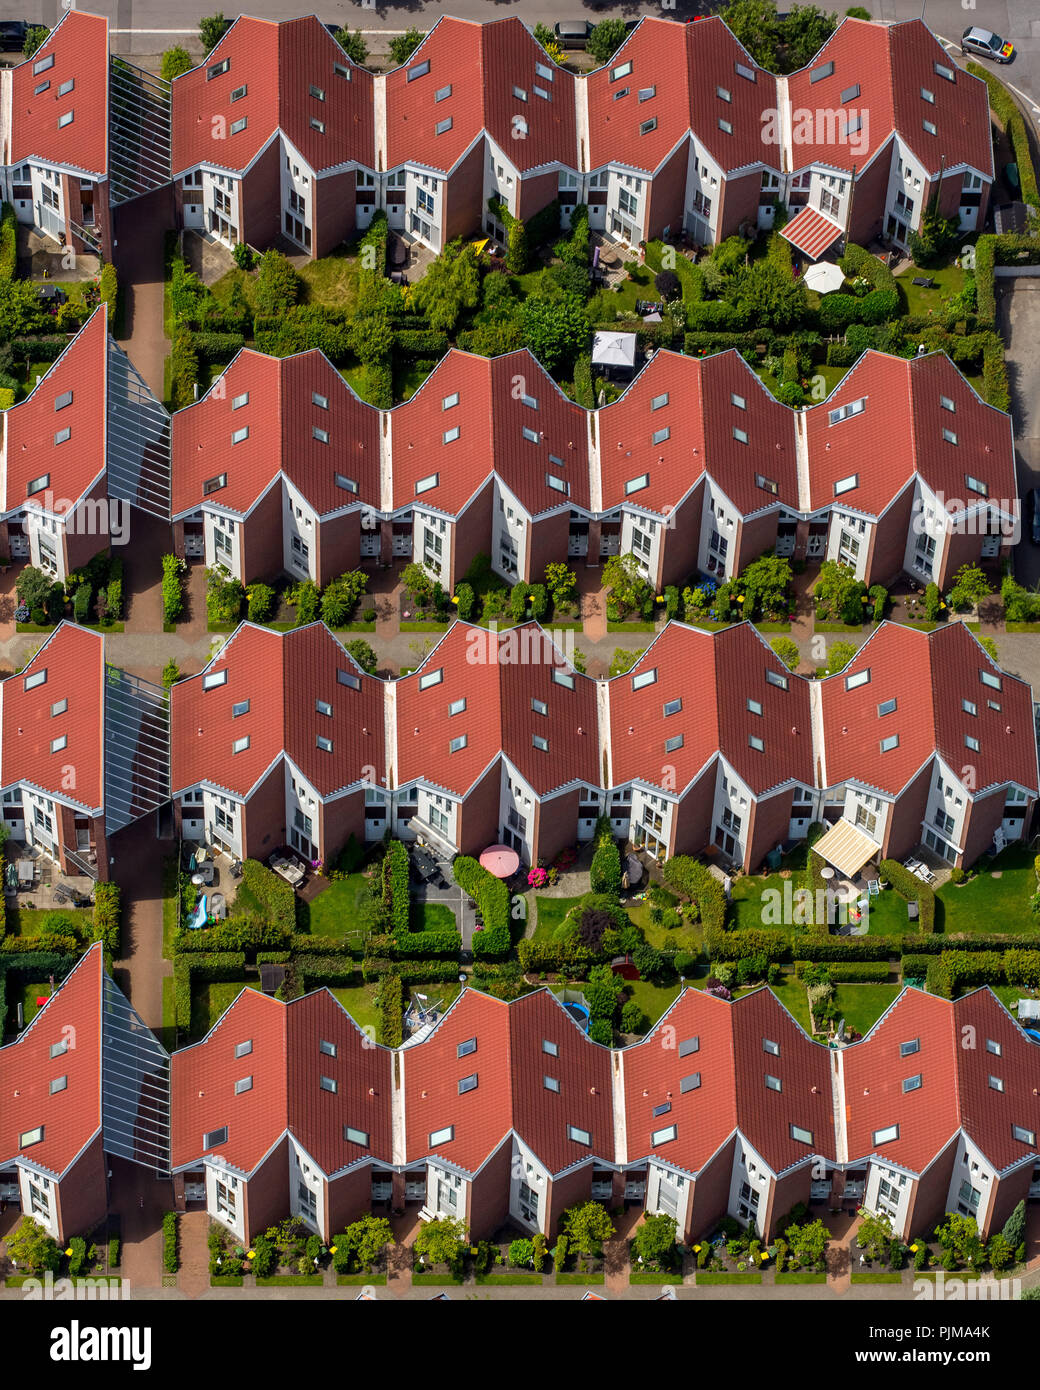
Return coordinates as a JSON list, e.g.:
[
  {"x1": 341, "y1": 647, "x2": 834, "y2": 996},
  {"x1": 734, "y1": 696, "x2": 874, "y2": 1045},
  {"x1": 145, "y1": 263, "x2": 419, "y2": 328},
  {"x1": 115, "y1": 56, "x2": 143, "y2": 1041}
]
[{"x1": 936, "y1": 33, "x2": 1040, "y2": 117}]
